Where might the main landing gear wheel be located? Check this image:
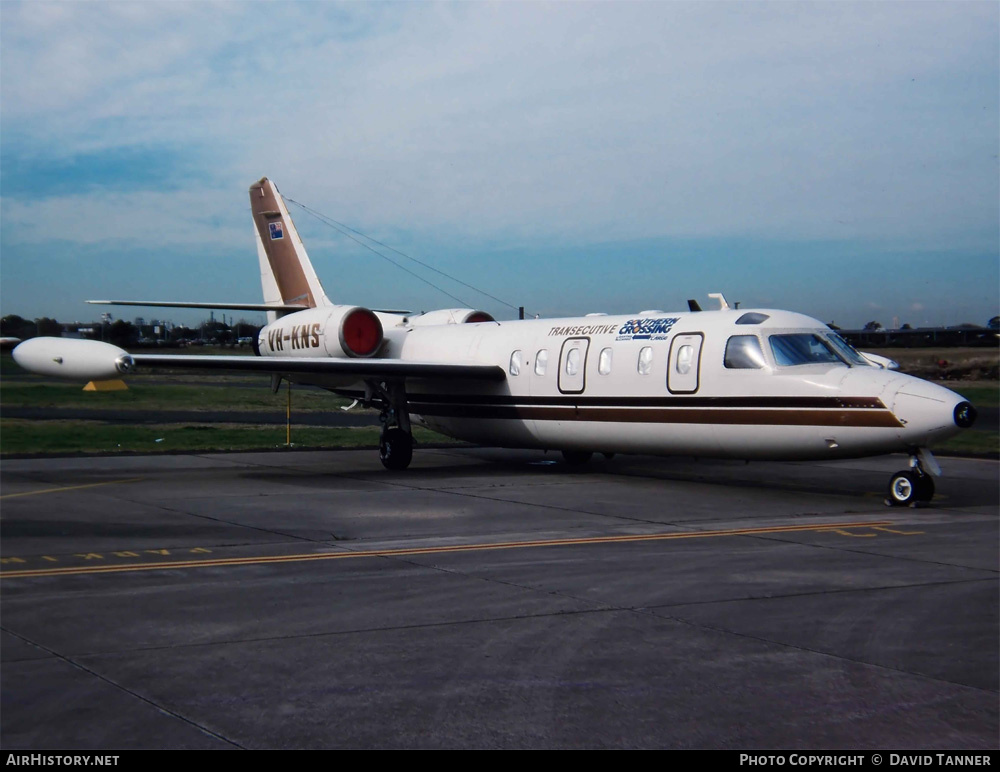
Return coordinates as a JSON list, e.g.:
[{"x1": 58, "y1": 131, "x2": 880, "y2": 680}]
[
  {"x1": 886, "y1": 470, "x2": 935, "y2": 507},
  {"x1": 379, "y1": 427, "x2": 413, "y2": 471}
]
